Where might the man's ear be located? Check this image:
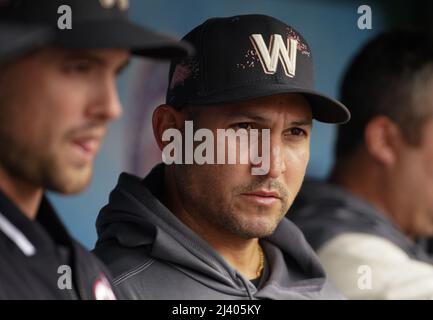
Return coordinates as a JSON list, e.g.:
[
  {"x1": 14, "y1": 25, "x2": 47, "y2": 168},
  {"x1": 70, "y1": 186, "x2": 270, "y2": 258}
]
[
  {"x1": 152, "y1": 104, "x2": 185, "y2": 151},
  {"x1": 364, "y1": 116, "x2": 402, "y2": 167}
]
